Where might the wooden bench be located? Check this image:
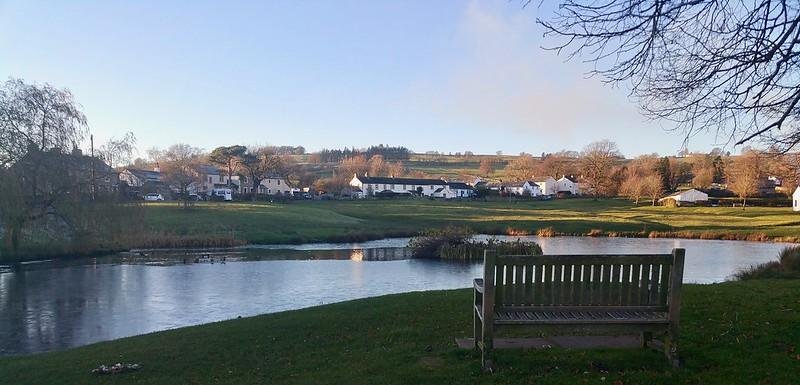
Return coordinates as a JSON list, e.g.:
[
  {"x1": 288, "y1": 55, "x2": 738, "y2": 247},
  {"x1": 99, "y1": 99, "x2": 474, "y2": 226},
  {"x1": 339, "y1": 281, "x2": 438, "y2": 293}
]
[{"x1": 473, "y1": 248, "x2": 685, "y2": 369}]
